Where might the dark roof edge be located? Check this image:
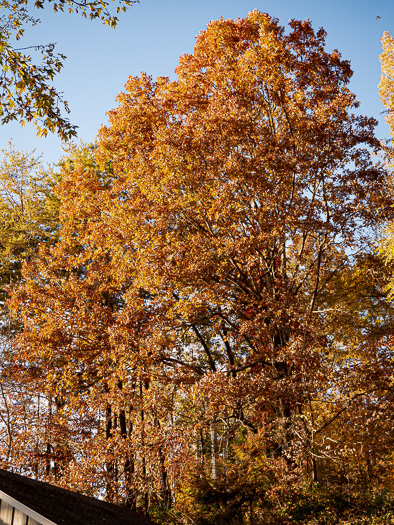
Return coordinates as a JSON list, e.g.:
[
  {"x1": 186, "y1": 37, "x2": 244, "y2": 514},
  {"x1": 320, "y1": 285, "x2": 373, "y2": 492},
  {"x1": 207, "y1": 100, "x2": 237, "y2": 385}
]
[{"x1": 0, "y1": 489, "x2": 57, "y2": 525}]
